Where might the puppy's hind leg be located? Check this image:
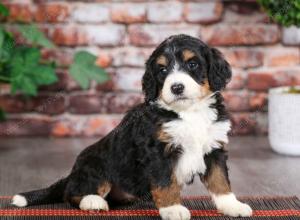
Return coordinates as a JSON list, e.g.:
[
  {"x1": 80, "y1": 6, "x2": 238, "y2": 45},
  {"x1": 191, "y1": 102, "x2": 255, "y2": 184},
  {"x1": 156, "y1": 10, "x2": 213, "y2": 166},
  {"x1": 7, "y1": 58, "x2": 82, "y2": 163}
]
[
  {"x1": 65, "y1": 177, "x2": 111, "y2": 211},
  {"x1": 79, "y1": 181, "x2": 112, "y2": 211}
]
